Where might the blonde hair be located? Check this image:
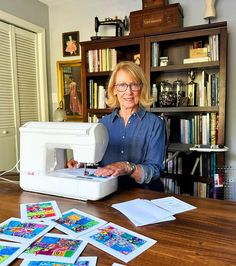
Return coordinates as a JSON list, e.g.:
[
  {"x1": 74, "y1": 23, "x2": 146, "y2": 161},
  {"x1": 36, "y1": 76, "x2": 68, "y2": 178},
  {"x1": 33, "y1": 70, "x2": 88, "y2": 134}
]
[{"x1": 106, "y1": 61, "x2": 153, "y2": 108}]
